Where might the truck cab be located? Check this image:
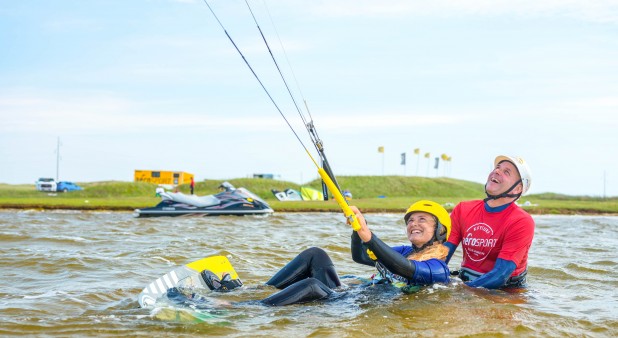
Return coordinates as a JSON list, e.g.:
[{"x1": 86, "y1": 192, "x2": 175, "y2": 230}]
[{"x1": 35, "y1": 178, "x2": 57, "y2": 192}]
